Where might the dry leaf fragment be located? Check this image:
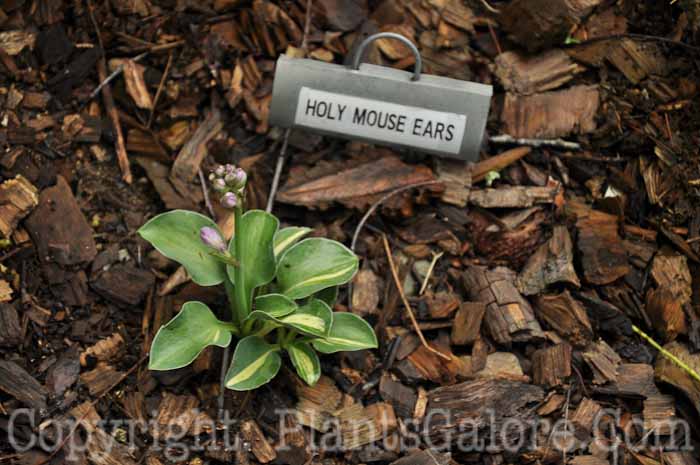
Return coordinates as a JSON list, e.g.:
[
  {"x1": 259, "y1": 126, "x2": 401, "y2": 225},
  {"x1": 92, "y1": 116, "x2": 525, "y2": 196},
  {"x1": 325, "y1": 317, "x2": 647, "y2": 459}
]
[
  {"x1": 80, "y1": 332, "x2": 125, "y2": 366},
  {"x1": 494, "y1": 49, "x2": 583, "y2": 95},
  {"x1": 0, "y1": 31, "x2": 37, "y2": 55},
  {"x1": 277, "y1": 154, "x2": 435, "y2": 209},
  {"x1": 377, "y1": 24, "x2": 416, "y2": 60},
  {"x1": 0, "y1": 175, "x2": 39, "y2": 238},
  {"x1": 501, "y1": 85, "x2": 600, "y2": 138},
  {"x1": 121, "y1": 59, "x2": 153, "y2": 109},
  {"x1": 0, "y1": 281, "x2": 12, "y2": 303},
  {"x1": 309, "y1": 48, "x2": 334, "y2": 62}
]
